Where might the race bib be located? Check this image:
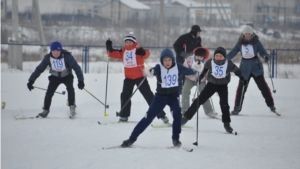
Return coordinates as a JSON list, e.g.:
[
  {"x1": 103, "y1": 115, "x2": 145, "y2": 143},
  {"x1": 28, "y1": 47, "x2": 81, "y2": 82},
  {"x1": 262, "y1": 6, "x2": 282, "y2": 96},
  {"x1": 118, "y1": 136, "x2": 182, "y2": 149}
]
[
  {"x1": 241, "y1": 45, "x2": 255, "y2": 59},
  {"x1": 123, "y1": 48, "x2": 137, "y2": 68},
  {"x1": 50, "y1": 57, "x2": 66, "y2": 72},
  {"x1": 160, "y1": 63, "x2": 178, "y2": 88},
  {"x1": 211, "y1": 60, "x2": 228, "y2": 79}
]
